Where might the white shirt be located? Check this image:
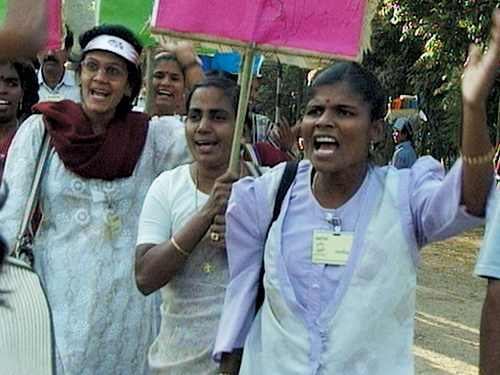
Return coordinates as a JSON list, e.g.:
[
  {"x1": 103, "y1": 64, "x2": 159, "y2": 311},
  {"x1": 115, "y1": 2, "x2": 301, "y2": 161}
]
[{"x1": 38, "y1": 68, "x2": 81, "y2": 103}]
